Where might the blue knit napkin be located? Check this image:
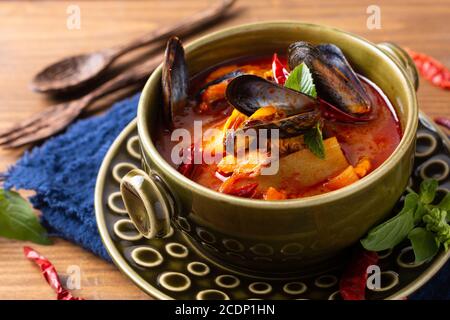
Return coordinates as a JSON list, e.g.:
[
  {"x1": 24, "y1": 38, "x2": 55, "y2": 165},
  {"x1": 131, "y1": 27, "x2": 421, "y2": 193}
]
[
  {"x1": 4, "y1": 94, "x2": 139, "y2": 260},
  {"x1": 3, "y1": 93, "x2": 448, "y2": 299}
]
